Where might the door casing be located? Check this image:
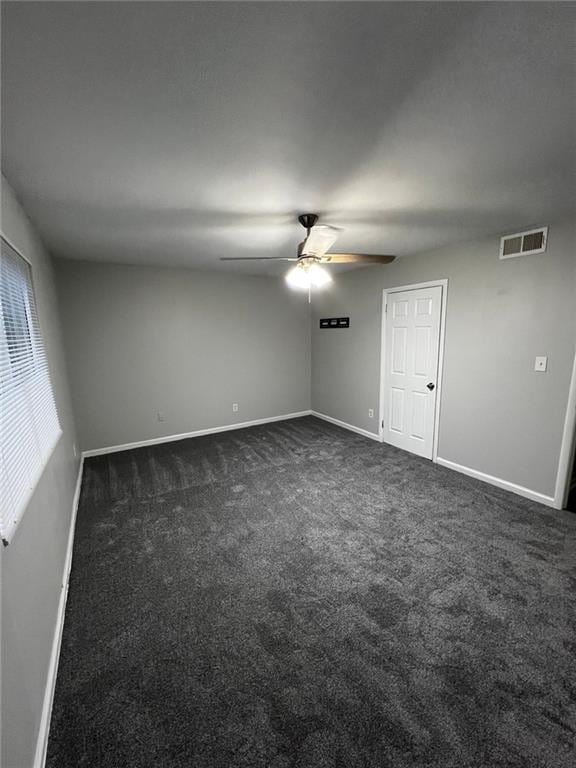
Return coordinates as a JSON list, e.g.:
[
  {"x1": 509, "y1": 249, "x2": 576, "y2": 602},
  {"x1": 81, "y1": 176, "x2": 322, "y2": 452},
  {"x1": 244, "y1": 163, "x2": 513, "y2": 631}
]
[
  {"x1": 378, "y1": 280, "x2": 448, "y2": 462},
  {"x1": 554, "y1": 345, "x2": 576, "y2": 509}
]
